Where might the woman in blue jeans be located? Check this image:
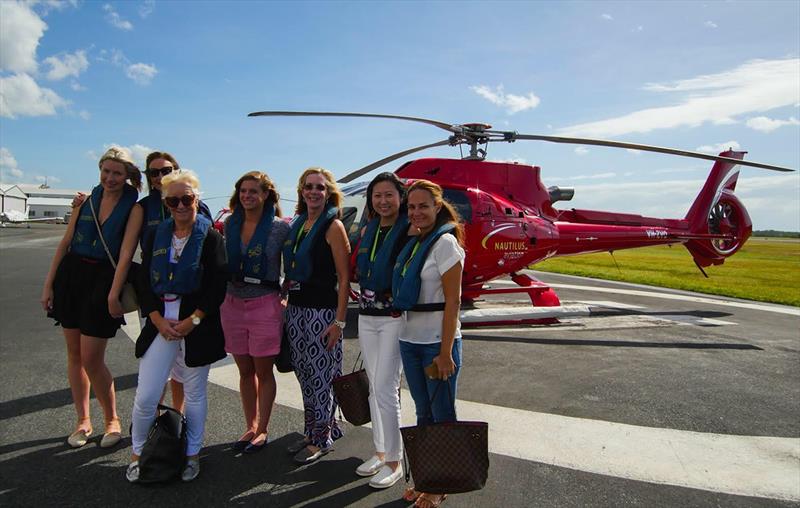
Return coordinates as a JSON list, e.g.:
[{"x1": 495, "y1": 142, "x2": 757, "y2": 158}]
[{"x1": 393, "y1": 179, "x2": 465, "y2": 508}]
